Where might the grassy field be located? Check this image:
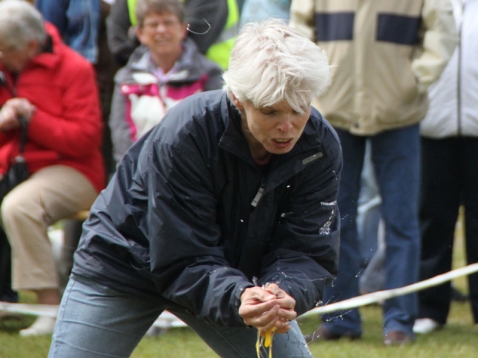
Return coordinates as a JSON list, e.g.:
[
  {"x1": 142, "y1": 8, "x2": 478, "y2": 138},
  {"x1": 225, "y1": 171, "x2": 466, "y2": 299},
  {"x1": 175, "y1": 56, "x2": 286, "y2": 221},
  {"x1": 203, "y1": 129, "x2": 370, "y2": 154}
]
[
  {"x1": 1, "y1": 300, "x2": 477, "y2": 358},
  {"x1": 1, "y1": 214, "x2": 477, "y2": 357}
]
